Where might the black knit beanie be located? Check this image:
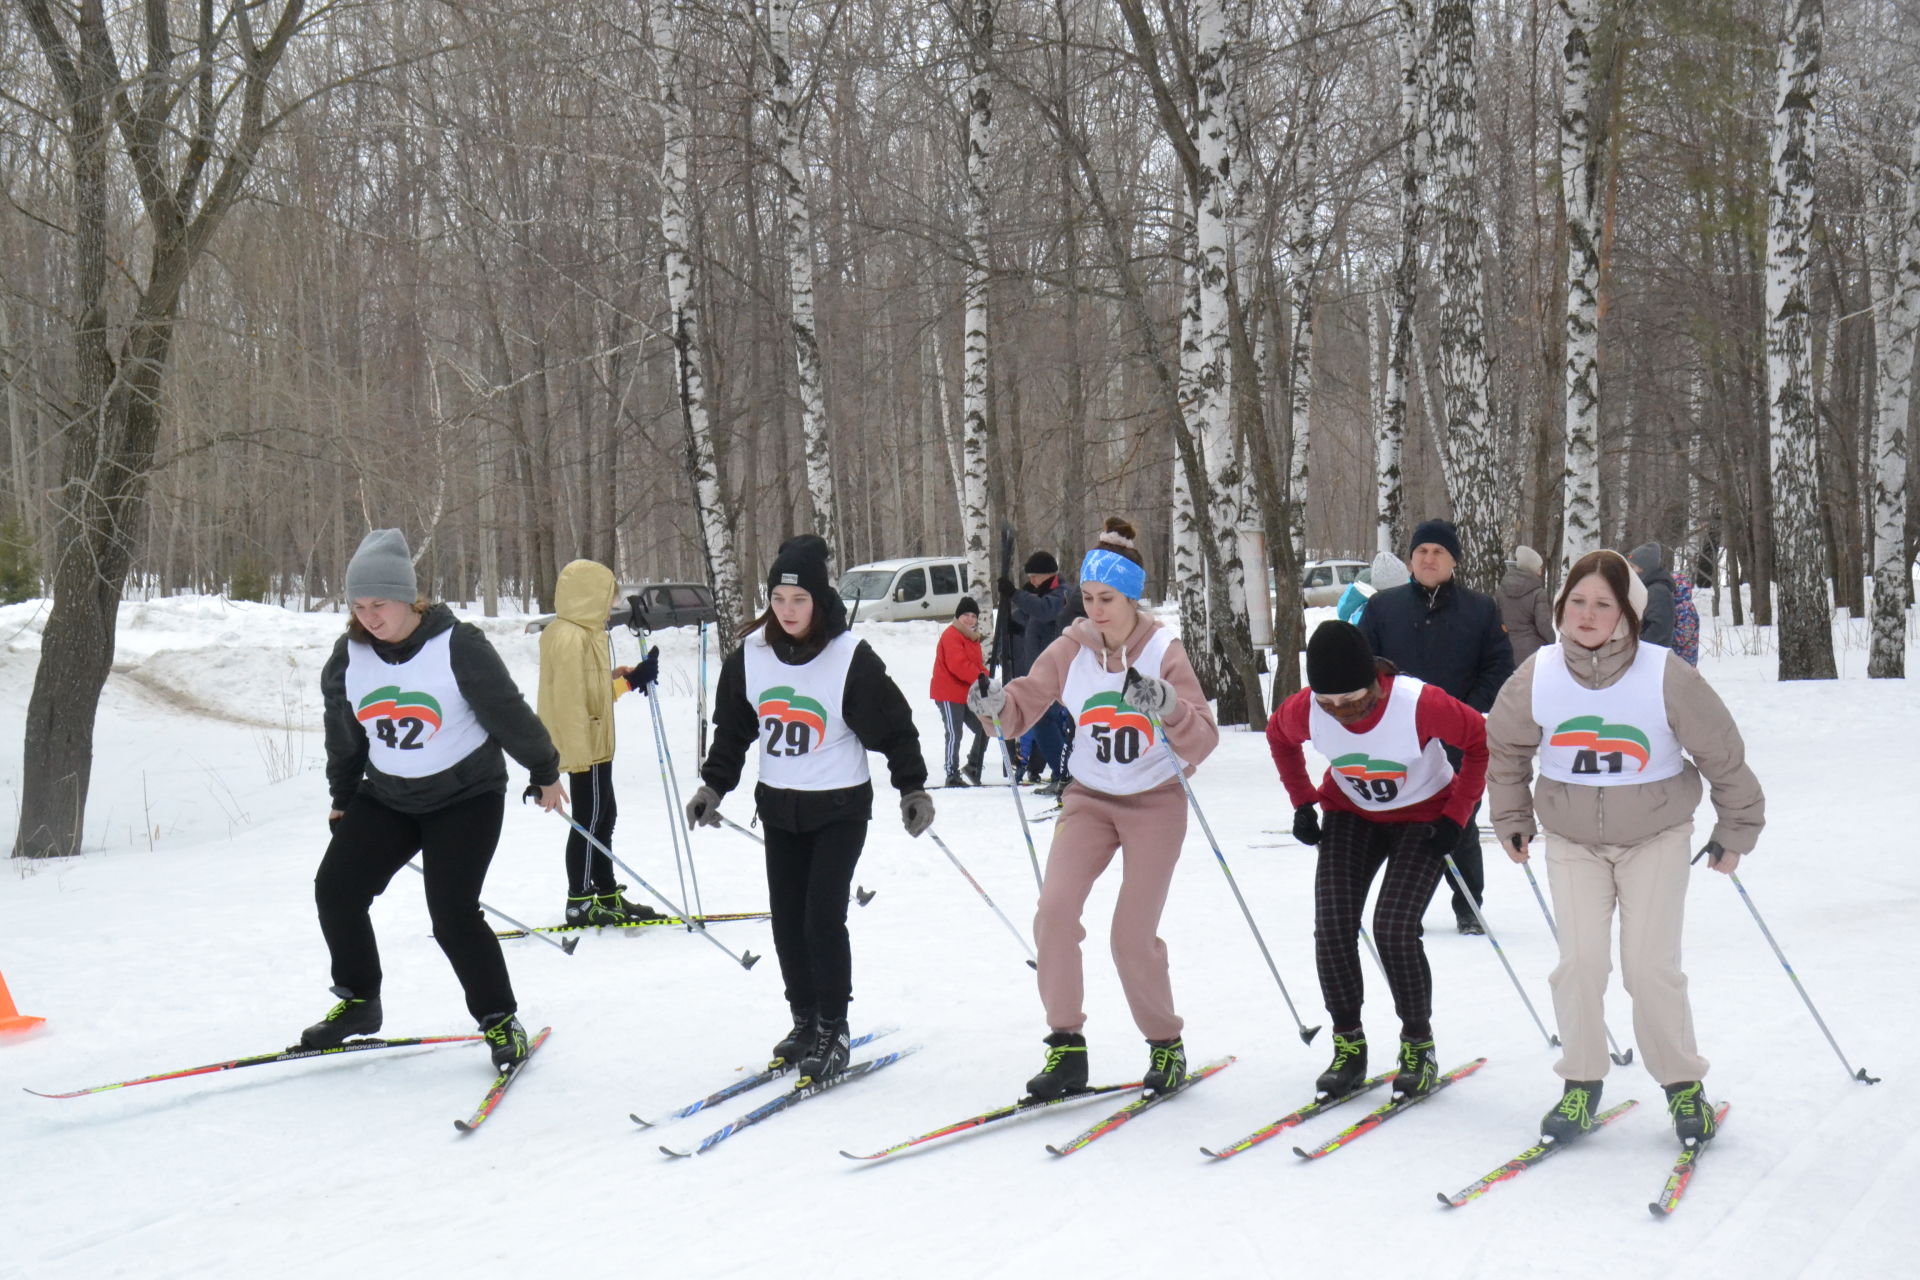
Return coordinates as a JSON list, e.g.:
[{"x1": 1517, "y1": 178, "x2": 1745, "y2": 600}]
[
  {"x1": 1408, "y1": 518, "x2": 1462, "y2": 563},
  {"x1": 767, "y1": 534, "x2": 832, "y2": 600},
  {"x1": 955, "y1": 595, "x2": 980, "y2": 620},
  {"x1": 1024, "y1": 550, "x2": 1059, "y2": 576},
  {"x1": 1306, "y1": 621, "x2": 1377, "y2": 696}
]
